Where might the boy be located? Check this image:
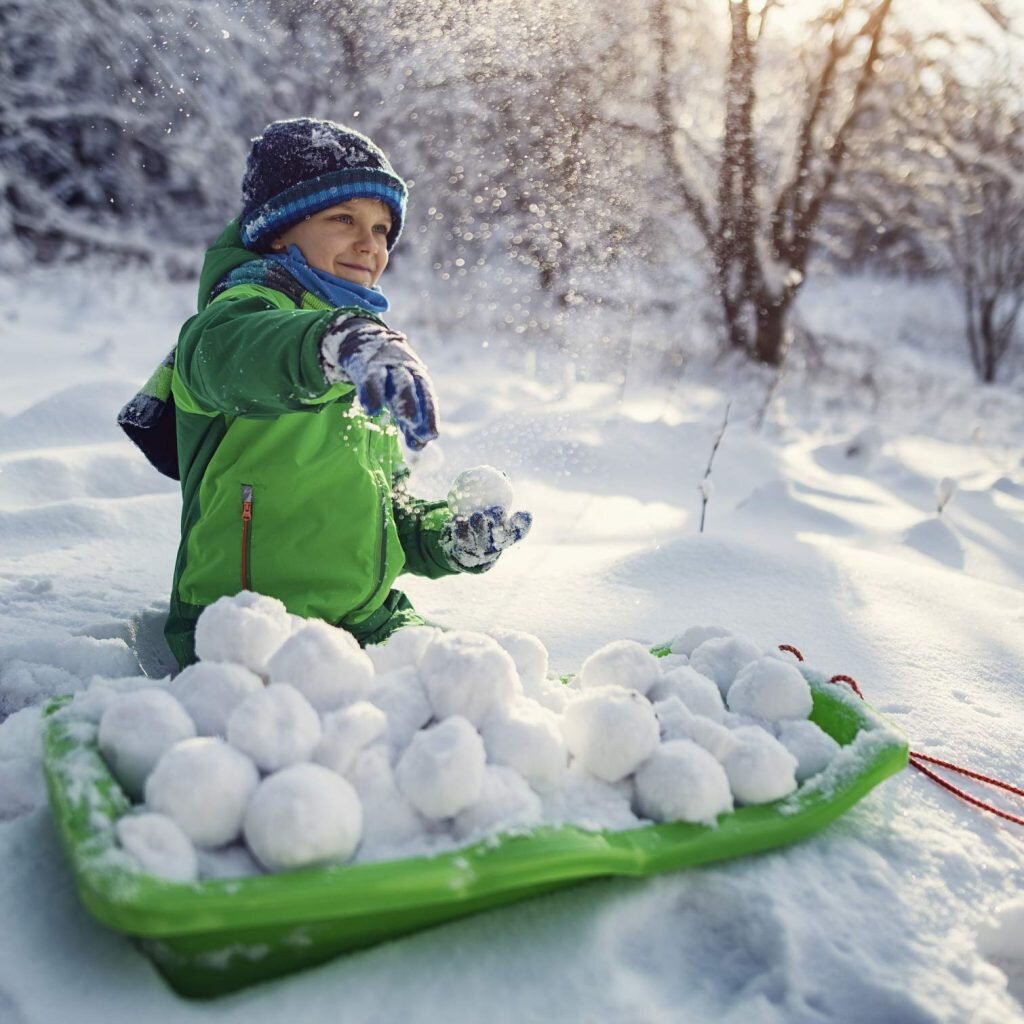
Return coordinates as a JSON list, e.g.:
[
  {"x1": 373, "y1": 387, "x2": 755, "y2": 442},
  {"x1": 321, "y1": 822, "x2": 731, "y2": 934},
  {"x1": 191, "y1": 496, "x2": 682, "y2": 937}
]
[{"x1": 139, "y1": 118, "x2": 530, "y2": 668}]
